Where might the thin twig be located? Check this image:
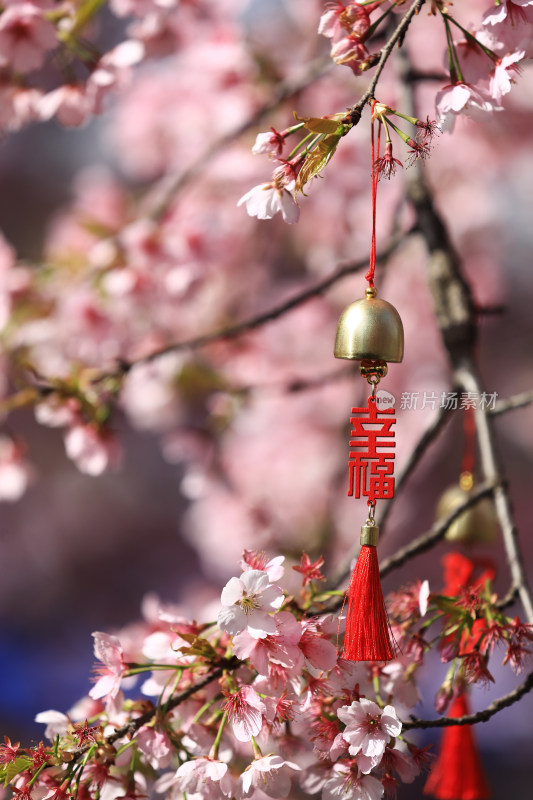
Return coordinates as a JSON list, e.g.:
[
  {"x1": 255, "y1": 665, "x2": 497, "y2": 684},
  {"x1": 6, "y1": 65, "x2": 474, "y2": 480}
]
[
  {"x1": 144, "y1": 0, "x2": 426, "y2": 219},
  {"x1": 115, "y1": 233, "x2": 407, "y2": 374},
  {"x1": 378, "y1": 479, "x2": 502, "y2": 578},
  {"x1": 403, "y1": 669, "x2": 533, "y2": 729},
  {"x1": 456, "y1": 364, "x2": 533, "y2": 624},
  {"x1": 320, "y1": 480, "x2": 500, "y2": 615},
  {"x1": 347, "y1": 0, "x2": 427, "y2": 124},
  {"x1": 106, "y1": 665, "x2": 227, "y2": 743},
  {"x1": 491, "y1": 390, "x2": 533, "y2": 416},
  {"x1": 143, "y1": 56, "x2": 333, "y2": 221}
]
